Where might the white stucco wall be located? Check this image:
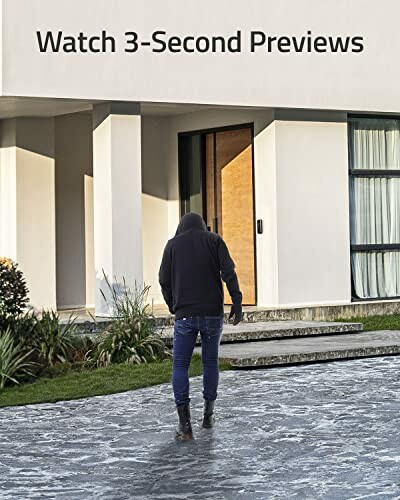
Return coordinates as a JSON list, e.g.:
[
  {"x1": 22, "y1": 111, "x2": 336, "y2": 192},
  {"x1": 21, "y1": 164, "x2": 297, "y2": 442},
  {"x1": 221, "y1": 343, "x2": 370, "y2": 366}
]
[
  {"x1": 253, "y1": 122, "x2": 279, "y2": 306},
  {"x1": 141, "y1": 116, "x2": 169, "y2": 305},
  {"x1": 142, "y1": 193, "x2": 168, "y2": 306},
  {"x1": 0, "y1": 118, "x2": 57, "y2": 310},
  {"x1": 274, "y1": 119, "x2": 351, "y2": 306},
  {"x1": 0, "y1": 120, "x2": 17, "y2": 260},
  {"x1": 2, "y1": 0, "x2": 400, "y2": 113},
  {"x1": 16, "y1": 121, "x2": 56, "y2": 309},
  {"x1": 55, "y1": 112, "x2": 93, "y2": 309}
]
